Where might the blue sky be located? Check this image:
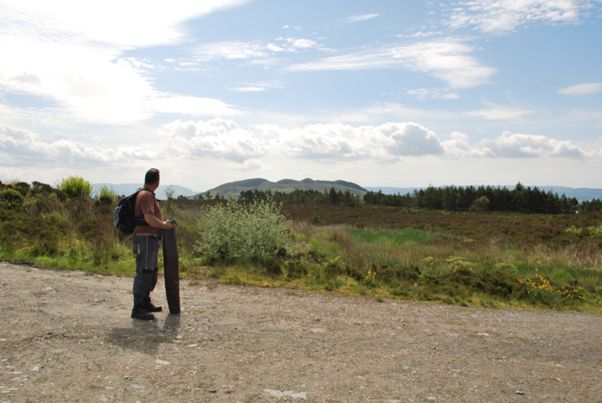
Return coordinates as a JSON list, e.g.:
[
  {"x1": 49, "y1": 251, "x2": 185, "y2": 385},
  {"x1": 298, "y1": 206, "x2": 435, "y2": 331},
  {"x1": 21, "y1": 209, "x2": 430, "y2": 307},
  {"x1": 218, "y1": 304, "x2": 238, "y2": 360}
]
[{"x1": 1, "y1": 0, "x2": 601, "y2": 191}]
